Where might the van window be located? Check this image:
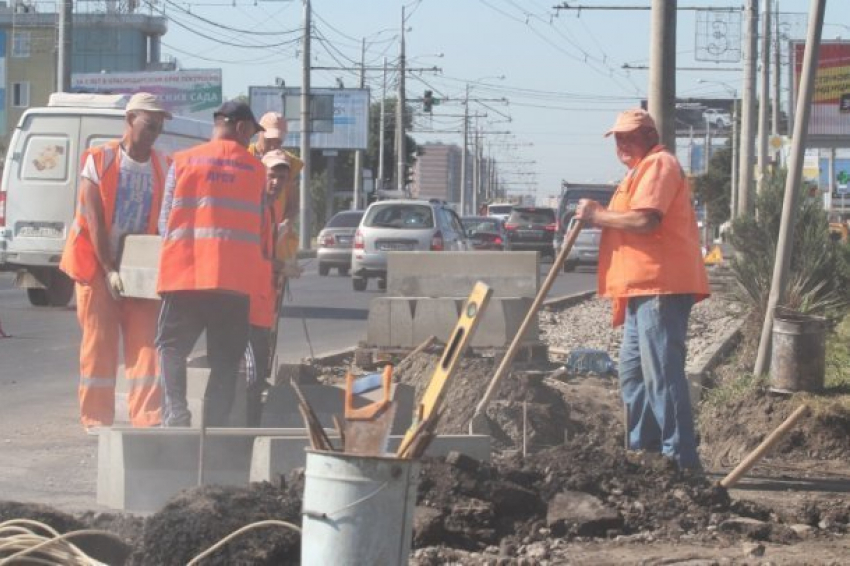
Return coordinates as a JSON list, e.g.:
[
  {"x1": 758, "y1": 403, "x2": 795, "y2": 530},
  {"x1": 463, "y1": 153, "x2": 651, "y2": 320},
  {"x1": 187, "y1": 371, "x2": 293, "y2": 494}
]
[
  {"x1": 488, "y1": 204, "x2": 513, "y2": 216},
  {"x1": 21, "y1": 136, "x2": 70, "y2": 181},
  {"x1": 364, "y1": 203, "x2": 434, "y2": 229}
]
